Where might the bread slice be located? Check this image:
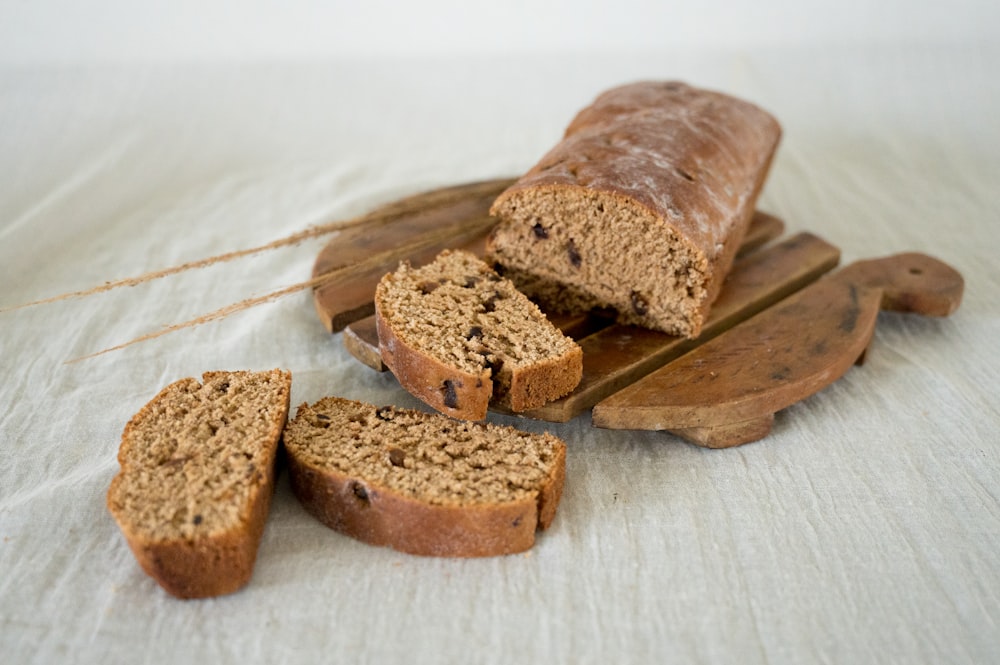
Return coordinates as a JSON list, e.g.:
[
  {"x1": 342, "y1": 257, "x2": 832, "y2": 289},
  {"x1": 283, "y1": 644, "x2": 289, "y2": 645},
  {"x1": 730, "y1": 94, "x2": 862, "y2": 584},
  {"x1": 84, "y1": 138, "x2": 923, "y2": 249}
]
[
  {"x1": 487, "y1": 81, "x2": 782, "y2": 339},
  {"x1": 283, "y1": 396, "x2": 566, "y2": 557},
  {"x1": 374, "y1": 249, "x2": 582, "y2": 420},
  {"x1": 107, "y1": 369, "x2": 292, "y2": 599}
]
